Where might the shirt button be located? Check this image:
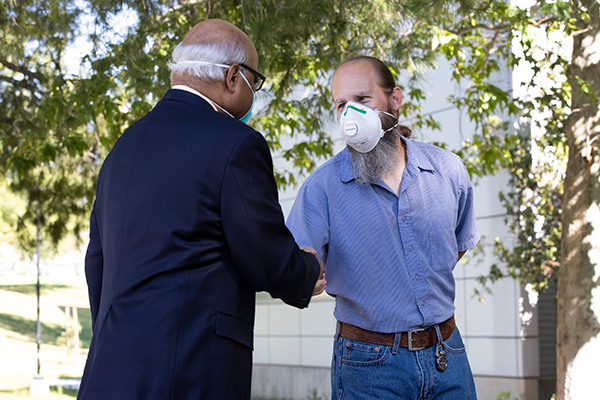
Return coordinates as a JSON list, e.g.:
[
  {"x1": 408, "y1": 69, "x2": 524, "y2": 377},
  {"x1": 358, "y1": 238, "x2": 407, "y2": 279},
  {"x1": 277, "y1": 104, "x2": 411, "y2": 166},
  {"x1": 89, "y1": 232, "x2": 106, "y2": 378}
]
[
  {"x1": 421, "y1": 301, "x2": 426, "y2": 306},
  {"x1": 415, "y1": 275, "x2": 419, "y2": 280},
  {"x1": 401, "y1": 216, "x2": 407, "y2": 222},
  {"x1": 408, "y1": 245, "x2": 413, "y2": 251}
]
